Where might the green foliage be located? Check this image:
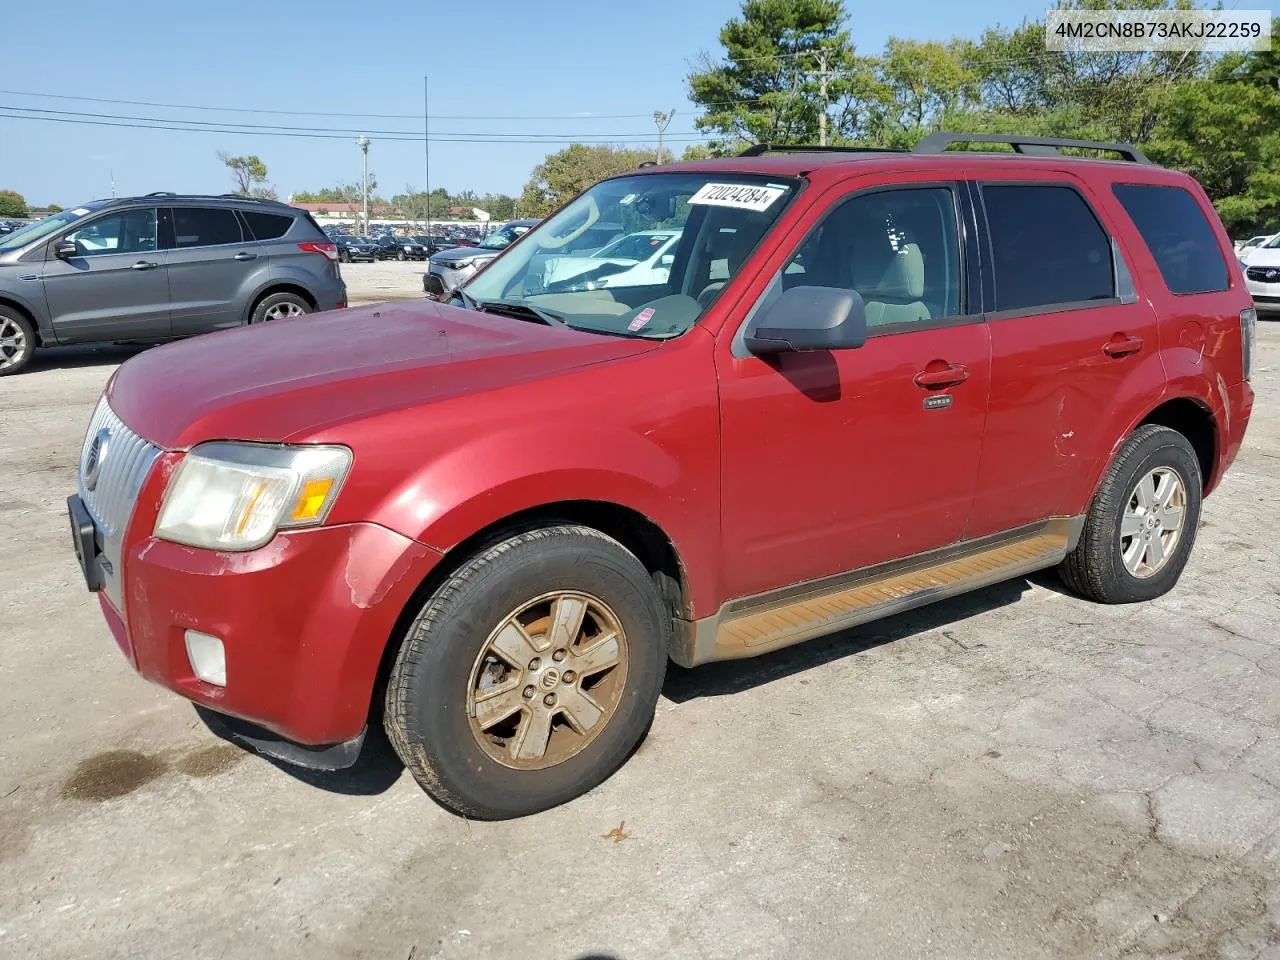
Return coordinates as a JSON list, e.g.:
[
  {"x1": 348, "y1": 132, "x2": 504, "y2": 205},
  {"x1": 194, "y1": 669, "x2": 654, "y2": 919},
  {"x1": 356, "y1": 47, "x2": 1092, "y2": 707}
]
[
  {"x1": 519, "y1": 144, "x2": 664, "y2": 218},
  {"x1": 0, "y1": 191, "x2": 29, "y2": 217},
  {"x1": 687, "y1": 0, "x2": 1280, "y2": 234},
  {"x1": 217, "y1": 152, "x2": 271, "y2": 197},
  {"x1": 44, "y1": 204, "x2": 64, "y2": 213}
]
